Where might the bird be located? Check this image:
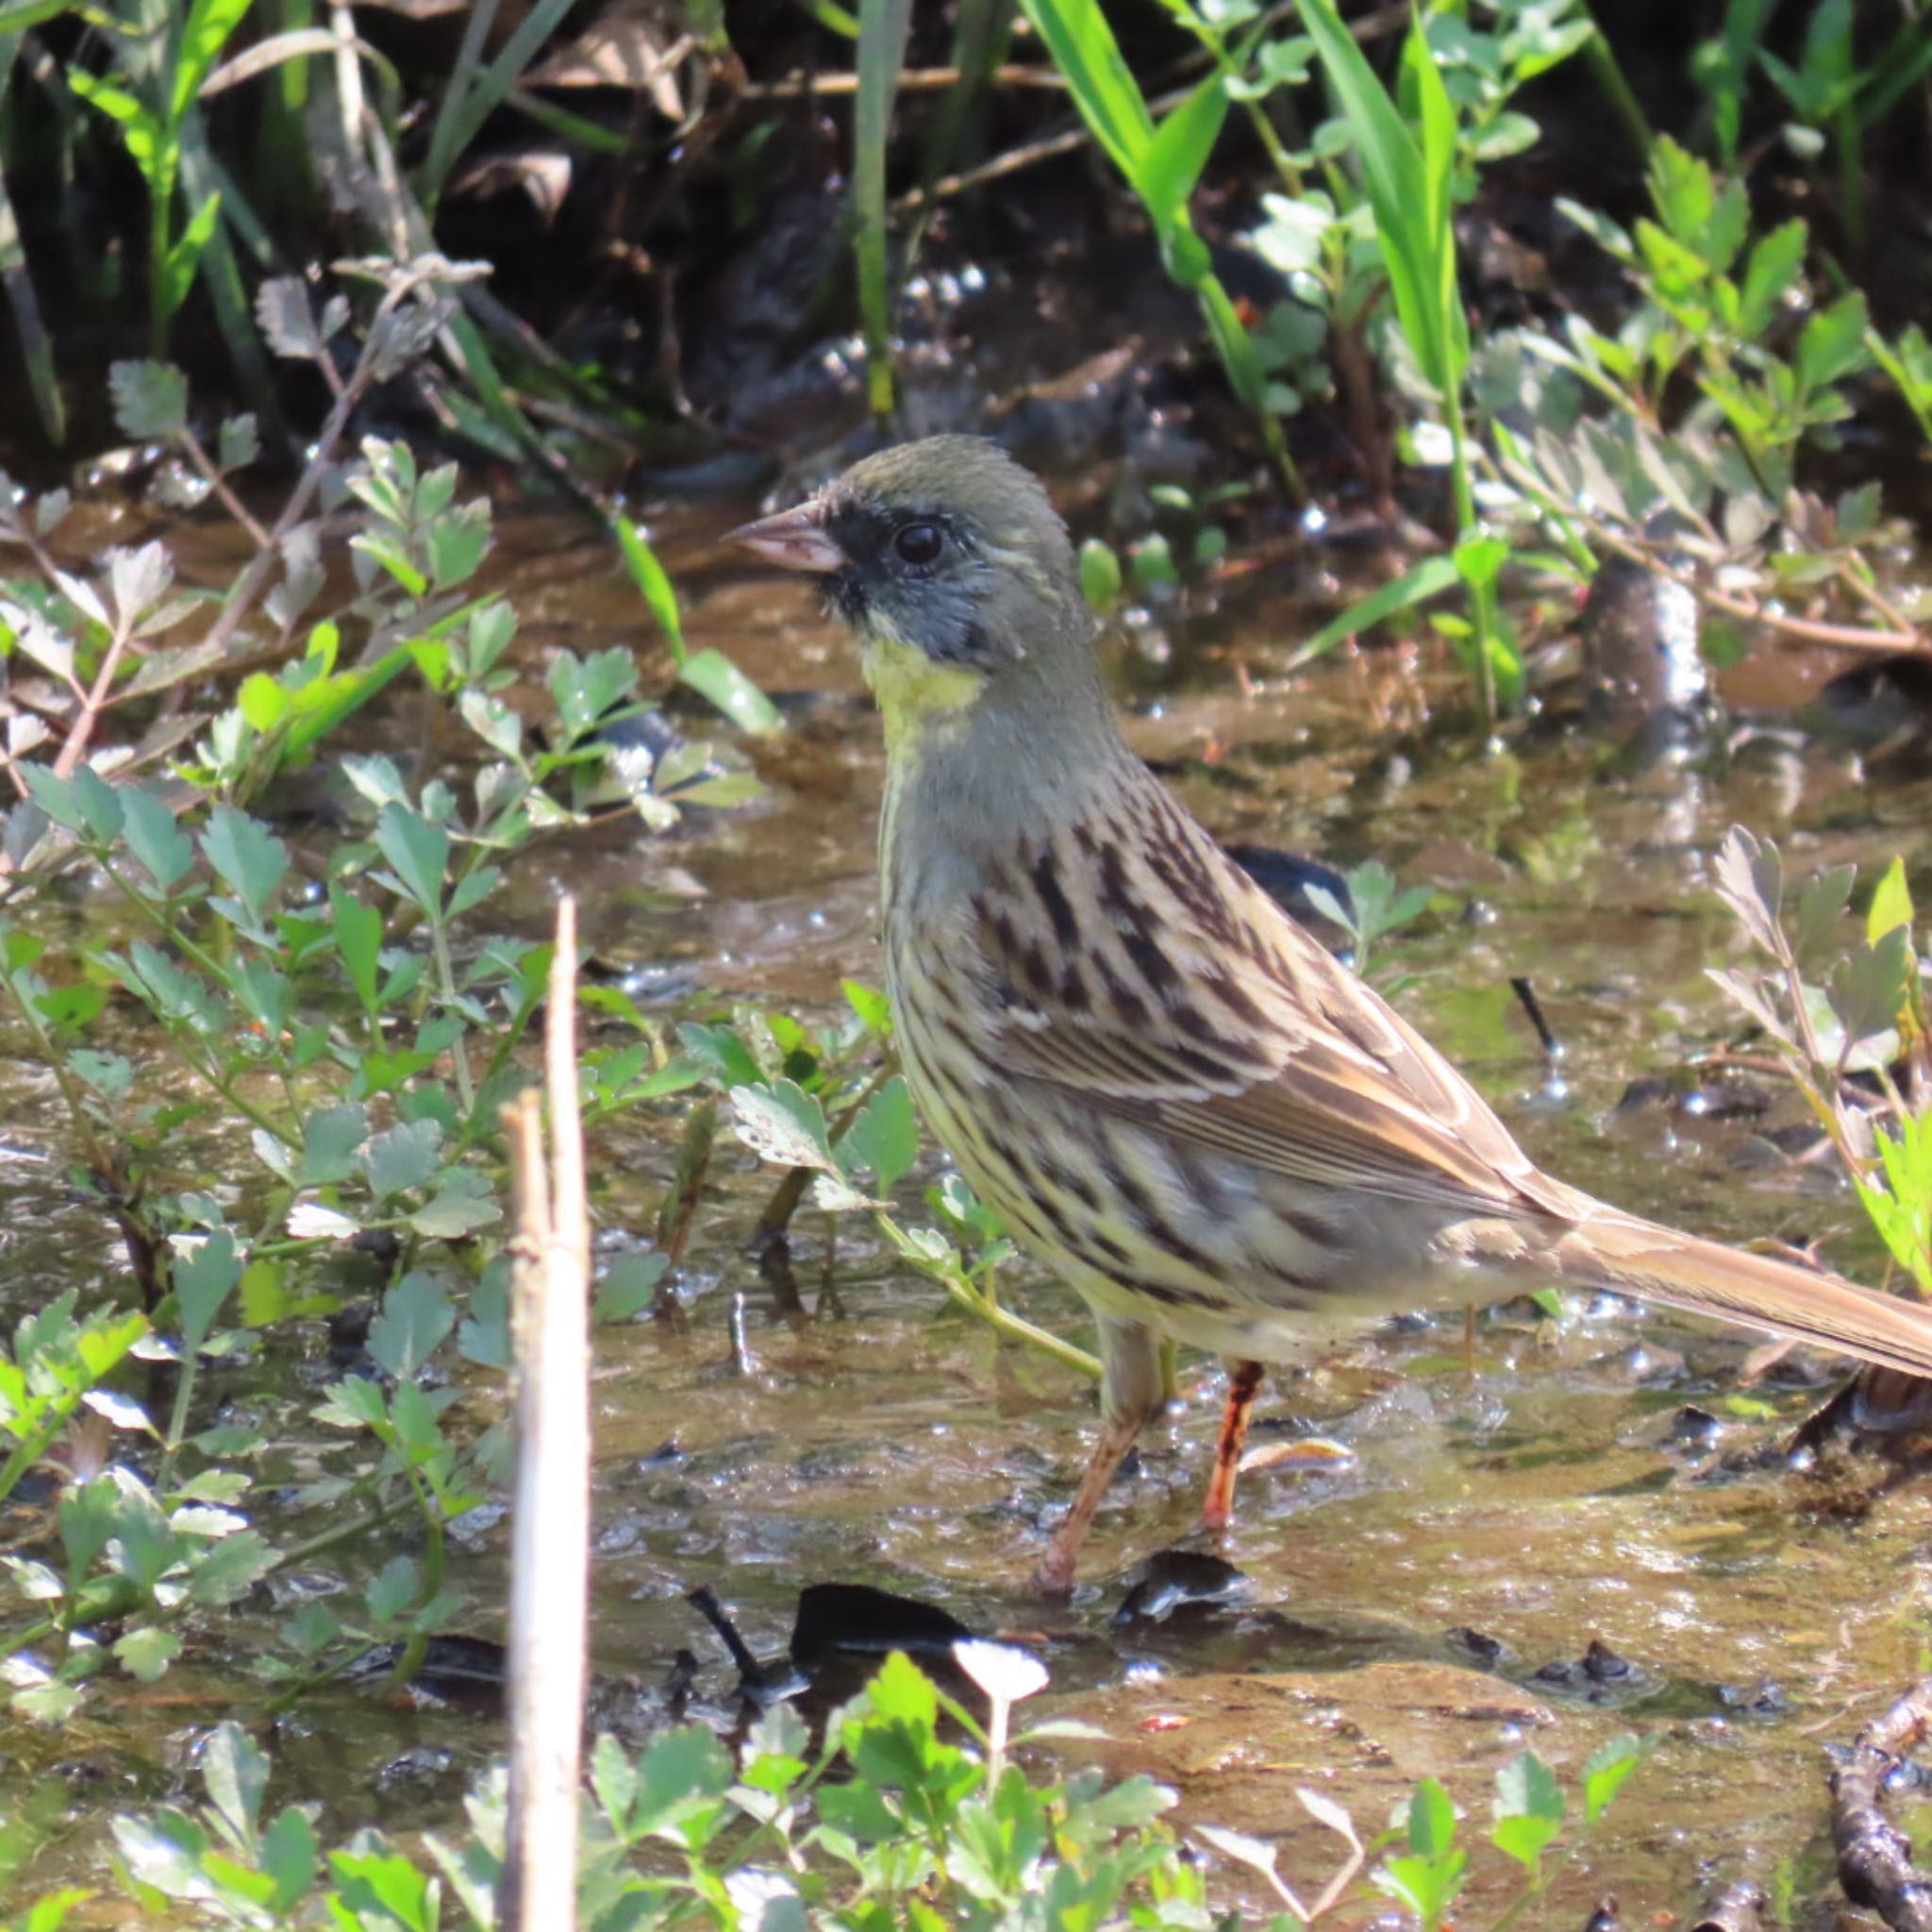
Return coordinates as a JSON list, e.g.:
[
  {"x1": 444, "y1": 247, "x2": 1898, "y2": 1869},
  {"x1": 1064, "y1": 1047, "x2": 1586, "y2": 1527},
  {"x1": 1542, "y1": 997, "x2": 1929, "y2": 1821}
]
[{"x1": 726, "y1": 435, "x2": 1932, "y2": 1595}]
